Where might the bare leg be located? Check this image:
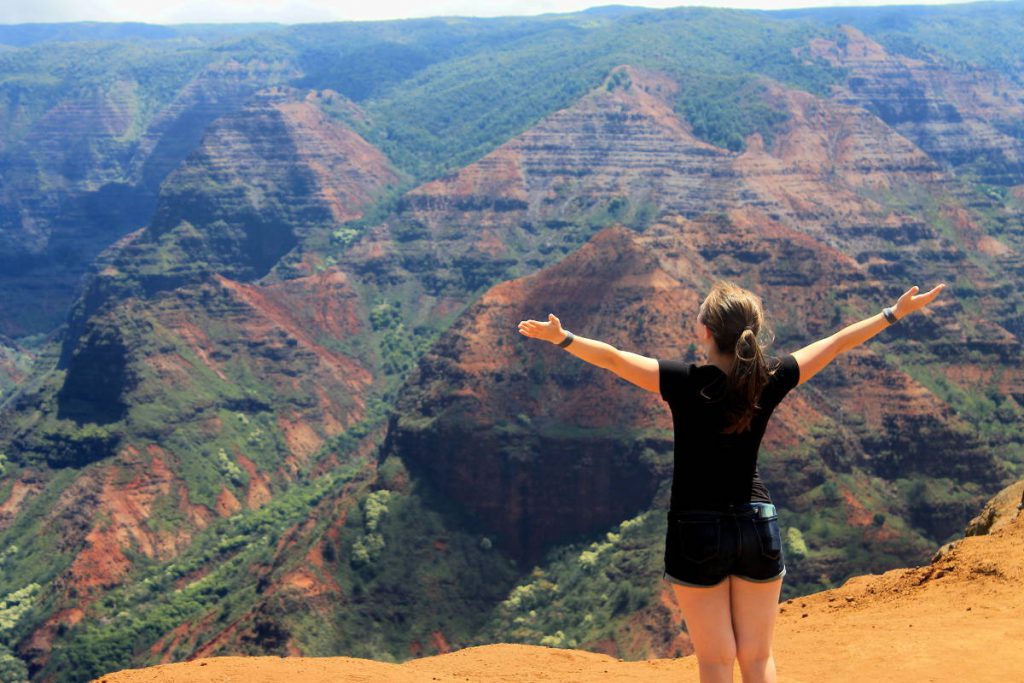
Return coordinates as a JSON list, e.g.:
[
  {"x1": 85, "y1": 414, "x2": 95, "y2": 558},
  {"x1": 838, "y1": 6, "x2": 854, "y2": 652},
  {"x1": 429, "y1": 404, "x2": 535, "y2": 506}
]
[
  {"x1": 730, "y1": 574, "x2": 783, "y2": 683},
  {"x1": 670, "y1": 577, "x2": 736, "y2": 683}
]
